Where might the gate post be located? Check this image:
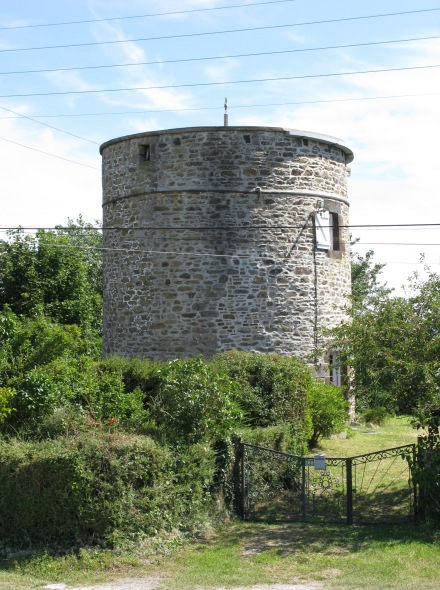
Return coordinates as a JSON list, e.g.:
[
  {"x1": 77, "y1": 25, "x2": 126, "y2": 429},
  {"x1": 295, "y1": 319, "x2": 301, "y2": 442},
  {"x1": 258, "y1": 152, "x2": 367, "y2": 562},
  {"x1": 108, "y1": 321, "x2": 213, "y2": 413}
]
[
  {"x1": 413, "y1": 442, "x2": 418, "y2": 522},
  {"x1": 346, "y1": 458, "x2": 353, "y2": 524},
  {"x1": 241, "y1": 442, "x2": 246, "y2": 519},
  {"x1": 301, "y1": 457, "x2": 306, "y2": 521}
]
